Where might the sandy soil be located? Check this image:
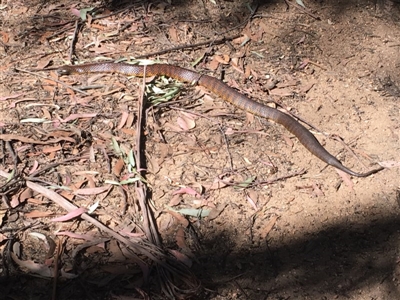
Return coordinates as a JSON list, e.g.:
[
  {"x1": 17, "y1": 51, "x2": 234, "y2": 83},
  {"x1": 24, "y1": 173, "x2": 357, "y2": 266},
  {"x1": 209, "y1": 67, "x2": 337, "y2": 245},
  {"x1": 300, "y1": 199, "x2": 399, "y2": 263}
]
[{"x1": 0, "y1": 0, "x2": 399, "y2": 299}]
